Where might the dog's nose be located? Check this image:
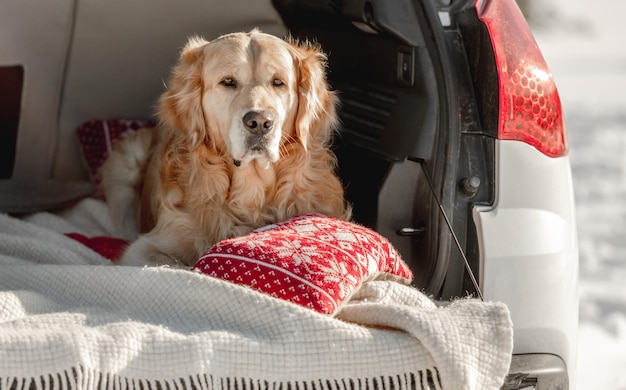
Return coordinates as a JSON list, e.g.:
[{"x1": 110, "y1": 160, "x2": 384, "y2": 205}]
[{"x1": 243, "y1": 111, "x2": 273, "y2": 134}]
